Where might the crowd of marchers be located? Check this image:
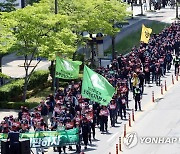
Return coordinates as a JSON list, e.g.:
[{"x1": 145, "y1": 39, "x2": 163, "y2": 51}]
[{"x1": 0, "y1": 21, "x2": 179, "y2": 154}]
